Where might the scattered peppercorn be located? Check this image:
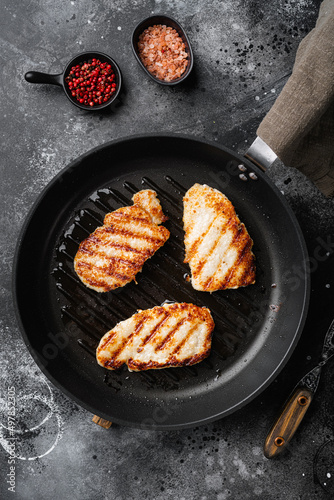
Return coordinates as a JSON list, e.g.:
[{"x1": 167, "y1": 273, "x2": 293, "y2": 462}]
[{"x1": 65, "y1": 58, "x2": 117, "y2": 107}]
